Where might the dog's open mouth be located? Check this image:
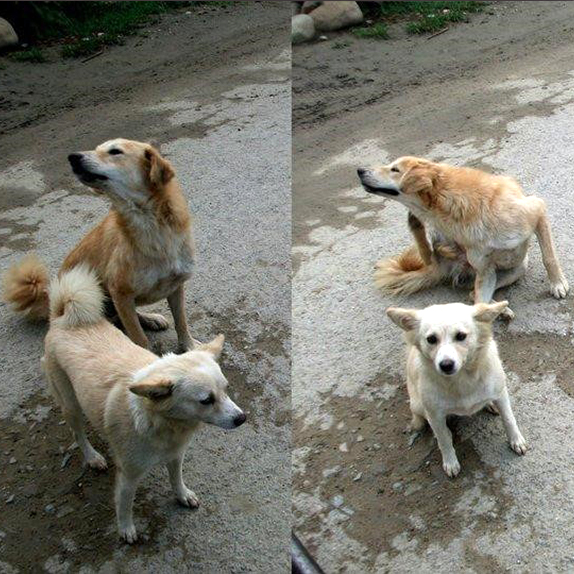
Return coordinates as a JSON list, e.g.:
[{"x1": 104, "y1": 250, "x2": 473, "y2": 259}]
[
  {"x1": 361, "y1": 183, "x2": 399, "y2": 197},
  {"x1": 73, "y1": 167, "x2": 108, "y2": 183}
]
